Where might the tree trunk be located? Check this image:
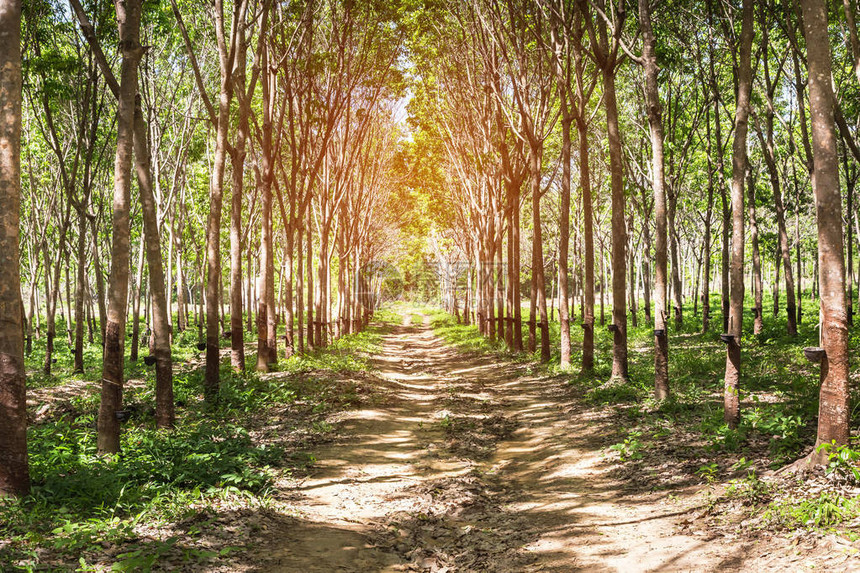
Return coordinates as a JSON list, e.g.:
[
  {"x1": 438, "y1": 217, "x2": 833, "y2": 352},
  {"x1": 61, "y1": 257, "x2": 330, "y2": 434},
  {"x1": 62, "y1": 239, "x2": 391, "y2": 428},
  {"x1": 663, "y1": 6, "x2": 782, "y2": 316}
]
[
  {"x1": 307, "y1": 225, "x2": 314, "y2": 349},
  {"x1": 130, "y1": 242, "x2": 144, "y2": 362},
  {"x1": 558, "y1": 106, "x2": 572, "y2": 368},
  {"x1": 801, "y1": 0, "x2": 851, "y2": 460},
  {"x1": 90, "y1": 217, "x2": 106, "y2": 343},
  {"x1": 256, "y1": 171, "x2": 274, "y2": 370},
  {"x1": 641, "y1": 0, "x2": 669, "y2": 397},
  {"x1": 73, "y1": 203, "x2": 88, "y2": 373},
  {"x1": 603, "y1": 63, "x2": 628, "y2": 380},
  {"x1": 843, "y1": 145, "x2": 854, "y2": 326},
  {"x1": 297, "y1": 226, "x2": 305, "y2": 354},
  {"x1": 748, "y1": 164, "x2": 763, "y2": 334},
  {"x1": 702, "y1": 105, "x2": 715, "y2": 333},
  {"x1": 97, "y1": 0, "x2": 143, "y2": 453},
  {"x1": 202, "y1": 0, "x2": 235, "y2": 402},
  {"x1": 0, "y1": 0, "x2": 29, "y2": 495},
  {"x1": 529, "y1": 146, "x2": 550, "y2": 363},
  {"x1": 512, "y1": 194, "x2": 523, "y2": 351},
  {"x1": 578, "y1": 115, "x2": 595, "y2": 372},
  {"x1": 229, "y1": 116, "x2": 248, "y2": 372},
  {"x1": 668, "y1": 189, "x2": 683, "y2": 329},
  {"x1": 707, "y1": 0, "x2": 730, "y2": 333},
  {"x1": 723, "y1": 0, "x2": 754, "y2": 430},
  {"x1": 133, "y1": 99, "x2": 175, "y2": 429}
]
